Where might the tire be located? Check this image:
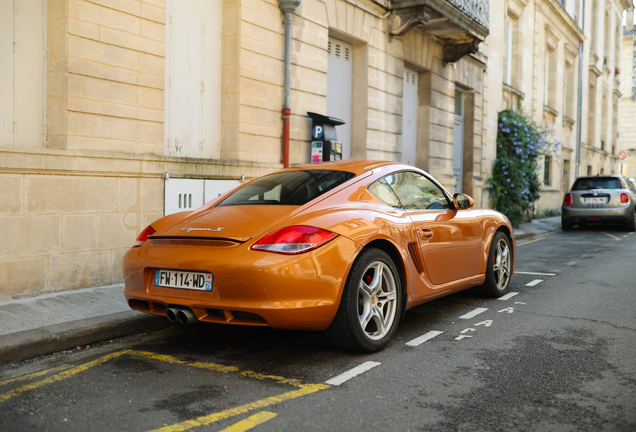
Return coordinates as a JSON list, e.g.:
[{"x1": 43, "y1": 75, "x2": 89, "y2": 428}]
[
  {"x1": 562, "y1": 218, "x2": 573, "y2": 231},
  {"x1": 326, "y1": 248, "x2": 402, "y2": 352},
  {"x1": 626, "y1": 214, "x2": 636, "y2": 232},
  {"x1": 477, "y1": 232, "x2": 512, "y2": 298}
]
